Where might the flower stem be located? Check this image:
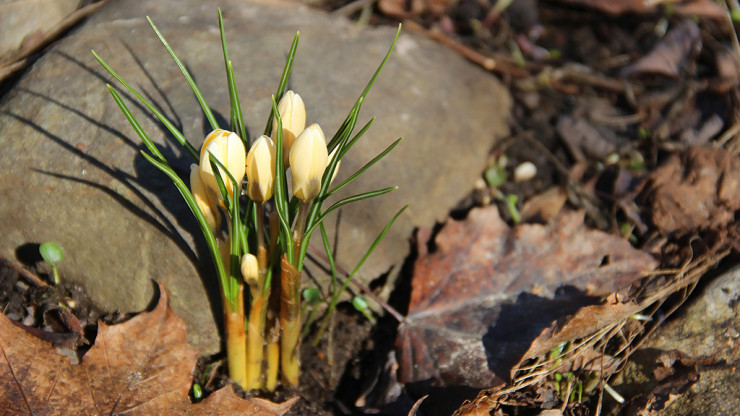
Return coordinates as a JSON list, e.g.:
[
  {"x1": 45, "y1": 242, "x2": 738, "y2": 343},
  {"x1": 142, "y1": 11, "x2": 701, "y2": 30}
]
[
  {"x1": 223, "y1": 287, "x2": 248, "y2": 389},
  {"x1": 279, "y1": 255, "x2": 301, "y2": 386}
]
